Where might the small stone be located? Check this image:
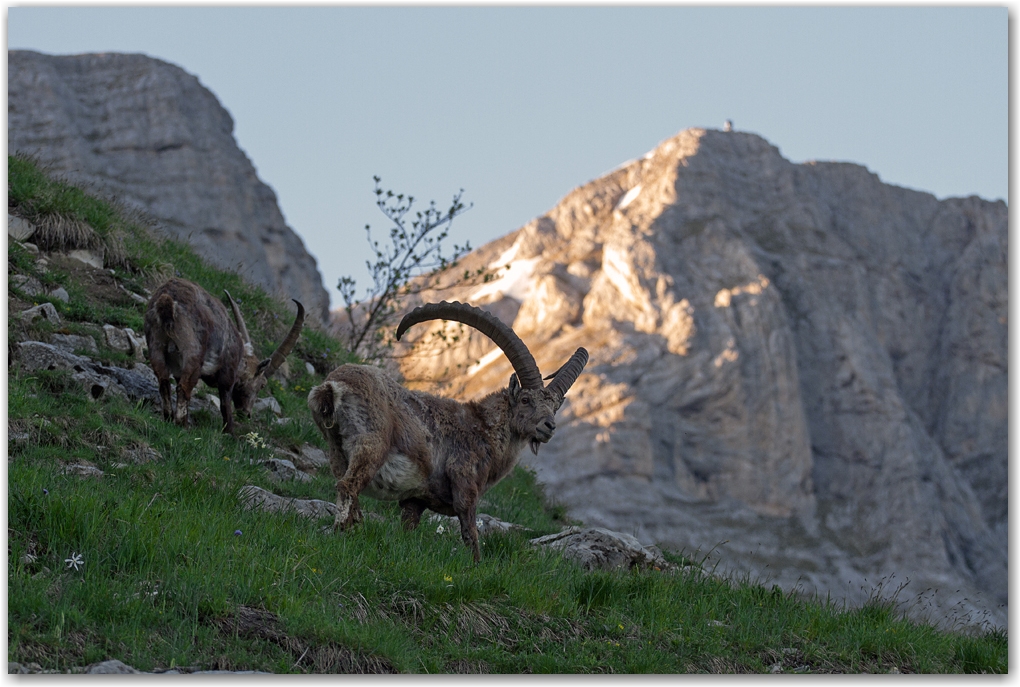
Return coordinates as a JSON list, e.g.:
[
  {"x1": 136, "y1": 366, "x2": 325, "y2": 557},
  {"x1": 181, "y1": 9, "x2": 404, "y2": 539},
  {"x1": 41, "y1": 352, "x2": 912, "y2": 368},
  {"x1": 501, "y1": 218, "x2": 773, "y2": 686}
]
[
  {"x1": 19, "y1": 553, "x2": 37, "y2": 565},
  {"x1": 769, "y1": 663, "x2": 783, "y2": 674},
  {"x1": 305, "y1": 362, "x2": 316, "y2": 375},
  {"x1": 10, "y1": 274, "x2": 44, "y2": 297},
  {"x1": 61, "y1": 464, "x2": 104, "y2": 478},
  {"x1": 295, "y1": 444, "x2": 329, "y2": 472},
  {"x1": 85, "y1": 660, "x2": 140, "y2": 674},
  {"x1": 252, "y1": 396, "x2": 283, "y2": 417},
  {"x1": 48, "y1": 286, "x2": 70, "y2": 303},
  {"x1": 20, "y1": 302, "x2": 61, "y2": 326},
  {"x1": 65, "y1": 248, "x2": 104, "y2": 269},
  {"x1": 20, "y1": 242, "x2": 40, "y2": 256},
  {"x1": 8, "y1": 214, "x2": 36, "y2": 241},
  {"x1": 261, "y1": 458, "x2": 312, "y2": 483}
]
